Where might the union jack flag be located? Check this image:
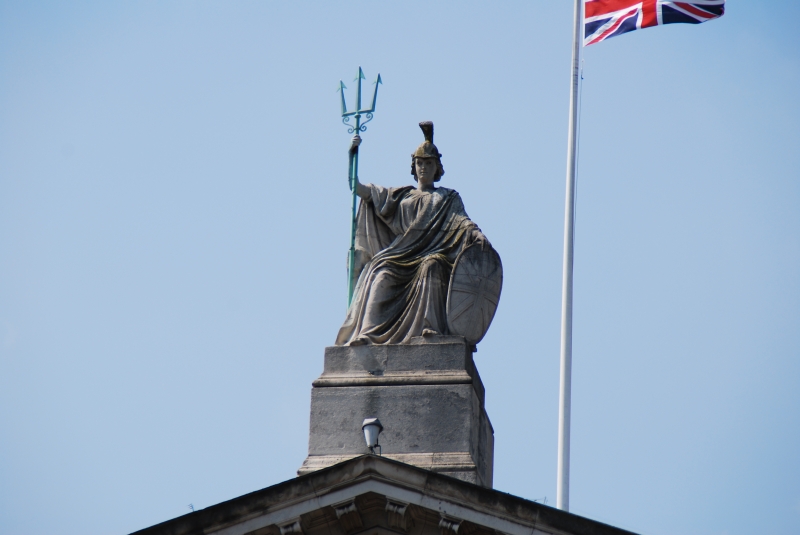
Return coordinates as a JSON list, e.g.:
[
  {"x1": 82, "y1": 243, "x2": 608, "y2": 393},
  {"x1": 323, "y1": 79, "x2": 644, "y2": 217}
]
[{"x1": 584, "y1": 0, "x2": 725, "y2": 46}]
